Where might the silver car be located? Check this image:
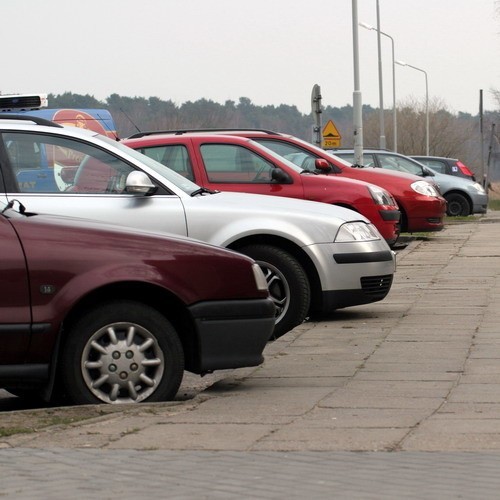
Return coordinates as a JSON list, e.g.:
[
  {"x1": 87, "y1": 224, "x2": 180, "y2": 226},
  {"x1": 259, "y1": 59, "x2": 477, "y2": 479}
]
[
  {"x1": 334, "y1": 149, "x2": 488, "y2": 217},
  {"x1": 0, "y1": 117, "x2": 396, "y2": 338}
]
